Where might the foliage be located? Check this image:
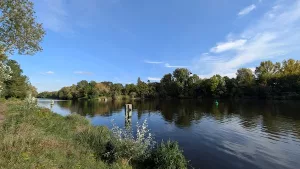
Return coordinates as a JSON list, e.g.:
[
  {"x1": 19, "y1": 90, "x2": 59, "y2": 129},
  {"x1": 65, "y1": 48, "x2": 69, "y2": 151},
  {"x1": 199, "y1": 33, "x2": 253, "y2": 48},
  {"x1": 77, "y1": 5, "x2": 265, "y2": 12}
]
[
  {"x1": 106, "y1": 119, "x2": 155, "y2": 163},
  {"x1": 0, "y1": 61, "x2": 11, "y2": 96},
  {"x1": 3, "y1": 59, "x2": 29, "y2": 98},
  {"x1": 0, "y1": 0, "x2": 45, "y2": 56},
  {"x1": 0, "y1": 58, "x2": 35, "y2": 99},
  {"x1": 147, "y1": 141, "x2": 188, "y2": 169},
  {"x1": 210, "y1": 74, "x2": 226, "y2": 97},
  {"x1": 255, "y1": 61, "x2": 281, "y2": 85}
]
